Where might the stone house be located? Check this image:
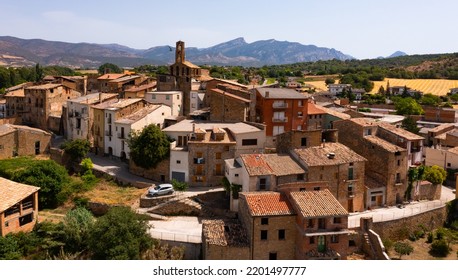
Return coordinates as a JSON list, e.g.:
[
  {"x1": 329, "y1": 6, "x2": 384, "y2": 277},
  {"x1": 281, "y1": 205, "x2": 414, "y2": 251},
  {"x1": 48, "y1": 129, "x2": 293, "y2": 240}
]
[
  {"x1": 288, "y1": 189, "x2": 351, "y2": 259},
  {"x1": 226, "y1": 153, "x2": 306, "y2": 211},
  {"x1": 306, "y1": 102, "x2": 326, "y2": 130},
  {"x1": 0, "y1": 177, "x2": 39, "y2": 237},
  {"x1": 91, "y1": 98, "x2": 148, "y2": 155},
  {"x1": 97, "y1": 73, "x2": 127, "y2": 92},
  {"x1": 22, "y1": 84, "x2": 81, "y2": 132},
  {"x1": 110, "y1": 104, "x2": 172, "y2": 160},
  {"x1": 123, "y1": 81, "x2": 156, "y2": 99},
  {"x1": 66, "y1": 93, "x2": 119, "y2": 143},
  {"x1": 162, "y1": 120, "x2": 266, "y2": 187},
  {"x1": 203, "y1": 190, "x2": 351, "y2": 260},
  {"x1": 424, "y1": 107, "x2": 458, "y2": 123},
  {"x1": 328, "y1": 84, "x2": 351, "y2": 96},
  {"x1": 254, "y1": 88, "x2": 309, "y2": 146},
  {"x1": 333, "y1": 118, "x2": 424, "y2": 207},
  {"x1": 201, "y1": 219, "x2": 250, "y2": 260},
  {"x1": 0, "y1": 124, "x2": 51, "y2": 159},
  {"x1": 426, "y1": 123, "x2": 455, "y2": 147},
  {"x1": 238, "y1": 192, "x2": 297, "y2": 260},
  {"x1": 291, "y1": 142, "x2": 367, "y2": 212},
  {"x1": 107, "y1": 75, "x2": 146, "y2": 93},
  {"x1": 207, "y1": 87, "x2": 251, "y2": 122}
]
